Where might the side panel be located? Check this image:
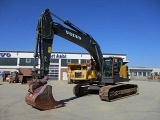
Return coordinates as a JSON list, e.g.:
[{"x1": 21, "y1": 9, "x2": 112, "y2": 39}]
[{"x1": 119, "y1": 65, "x2": 128, "y2": 79}]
